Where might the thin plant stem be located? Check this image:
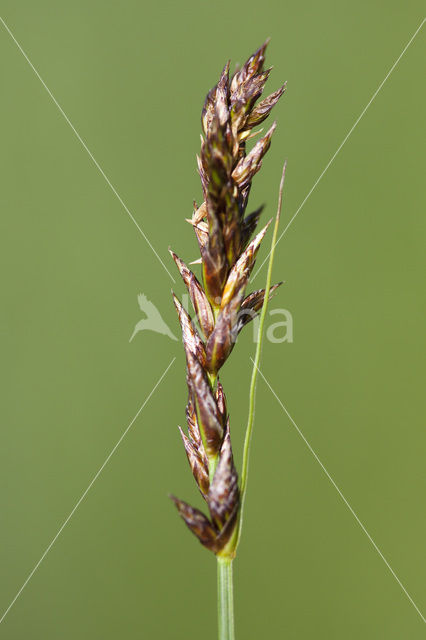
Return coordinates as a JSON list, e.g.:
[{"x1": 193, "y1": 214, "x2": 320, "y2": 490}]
[
  {"x1": 217, "y1": 557, "x2": 235, "y2": 640},
  {"x1": 237, "y1": 162, "x2": 287, "y2": 547}
]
